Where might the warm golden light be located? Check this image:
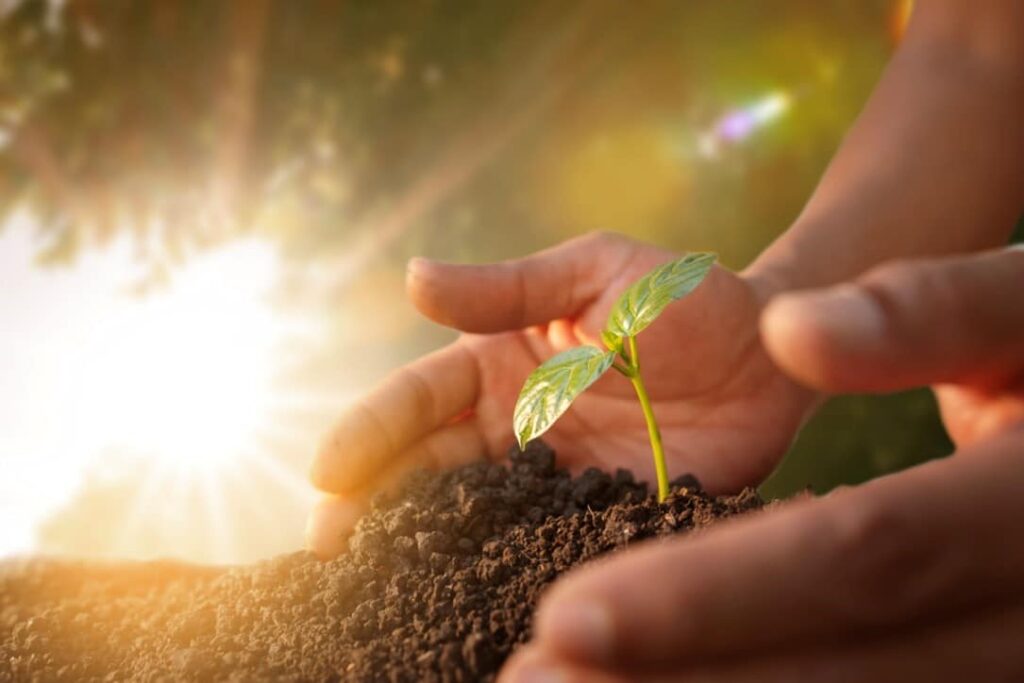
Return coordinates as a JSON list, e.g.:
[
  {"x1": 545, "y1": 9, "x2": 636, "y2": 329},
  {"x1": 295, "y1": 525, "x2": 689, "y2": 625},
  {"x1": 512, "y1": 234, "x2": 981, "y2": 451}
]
[
  {"x1": 71, "y1": 240, "x2": 283, "y2": 473},
  {"x1": 0, "y1": 218, "x2": 328, "y2": 561},
  {"x1": 553, "y1": 124, "x2": 690, "y2": 235},
  {"x1": 0, "y1": 1, "x2": 917, "y2": 565}
]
